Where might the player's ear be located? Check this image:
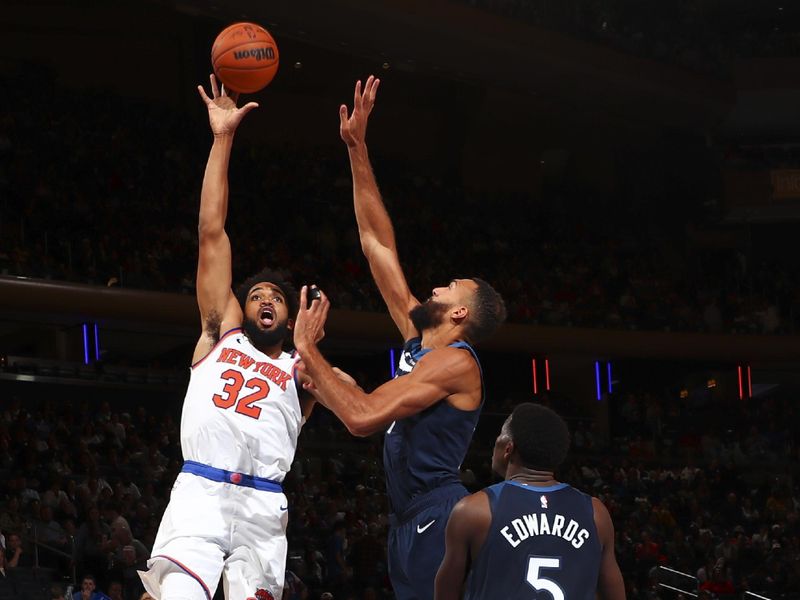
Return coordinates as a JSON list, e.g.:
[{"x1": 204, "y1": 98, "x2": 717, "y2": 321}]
[
  {"x1": 452, "y1": 305, "x2": 468, "y2": 323},
  {"x1": 504, "y1": 439, "x2": 515, "y2": 462},
  {"x1": 287, "y1": 318, "x2": 295, "y2": 331}
]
